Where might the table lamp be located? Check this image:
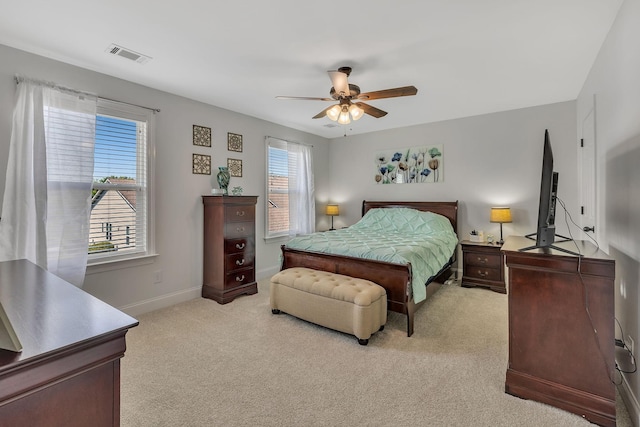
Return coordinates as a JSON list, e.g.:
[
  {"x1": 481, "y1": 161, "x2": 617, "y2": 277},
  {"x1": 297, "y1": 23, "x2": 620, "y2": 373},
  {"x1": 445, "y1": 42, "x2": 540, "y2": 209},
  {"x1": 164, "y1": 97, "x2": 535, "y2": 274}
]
[
  {"x1": 326, "y1": 204, "x2": 339, "y2": 230},
  {"x1": 490, "y1": 207, "x2": 512, "y2": 245}
]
